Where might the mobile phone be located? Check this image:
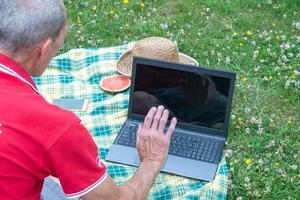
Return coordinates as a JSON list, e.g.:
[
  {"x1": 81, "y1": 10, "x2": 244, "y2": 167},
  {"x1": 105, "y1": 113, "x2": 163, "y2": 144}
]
[{"x1": 52, "y1": 99, "x2": 89, "y2": 111}]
